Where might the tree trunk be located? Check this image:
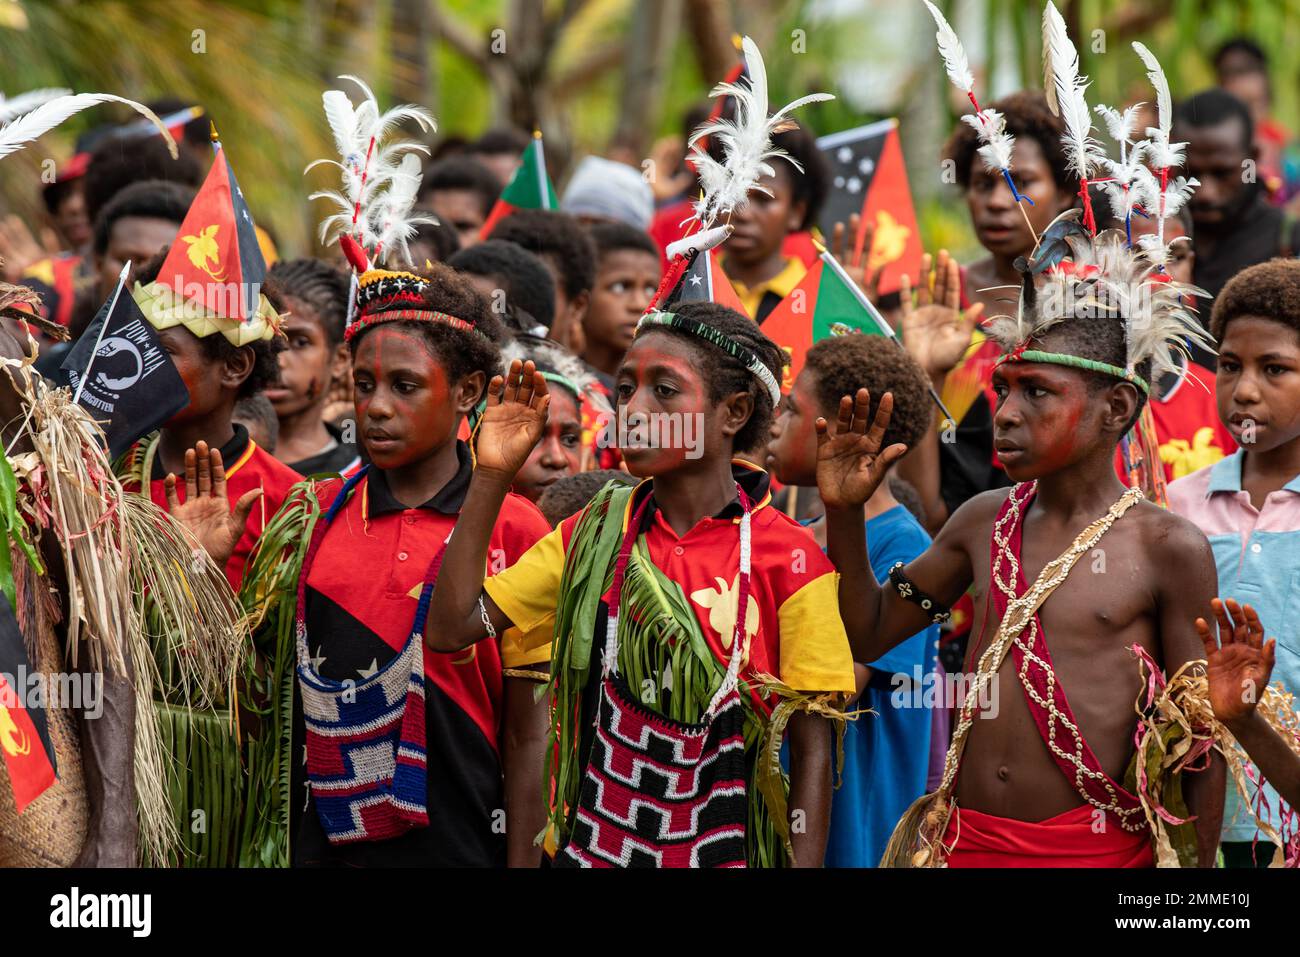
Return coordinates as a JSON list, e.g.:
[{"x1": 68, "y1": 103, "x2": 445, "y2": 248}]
[
  {"x1": 685, "y1": 0, "x2": 736, "y2": 85},
  {"x1": 390, "y1": 0, "x2": 432, "y2": 109},
  {"x1": 614, "y1": 0, "x2": 684, "y2": 155}
]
